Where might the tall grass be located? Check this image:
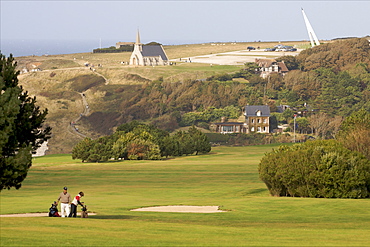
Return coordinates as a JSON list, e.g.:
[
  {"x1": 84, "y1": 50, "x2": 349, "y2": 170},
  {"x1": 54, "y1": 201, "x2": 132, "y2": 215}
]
[{"x1": 1, "y1": 145, "x2": 369, "y2": 246}]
